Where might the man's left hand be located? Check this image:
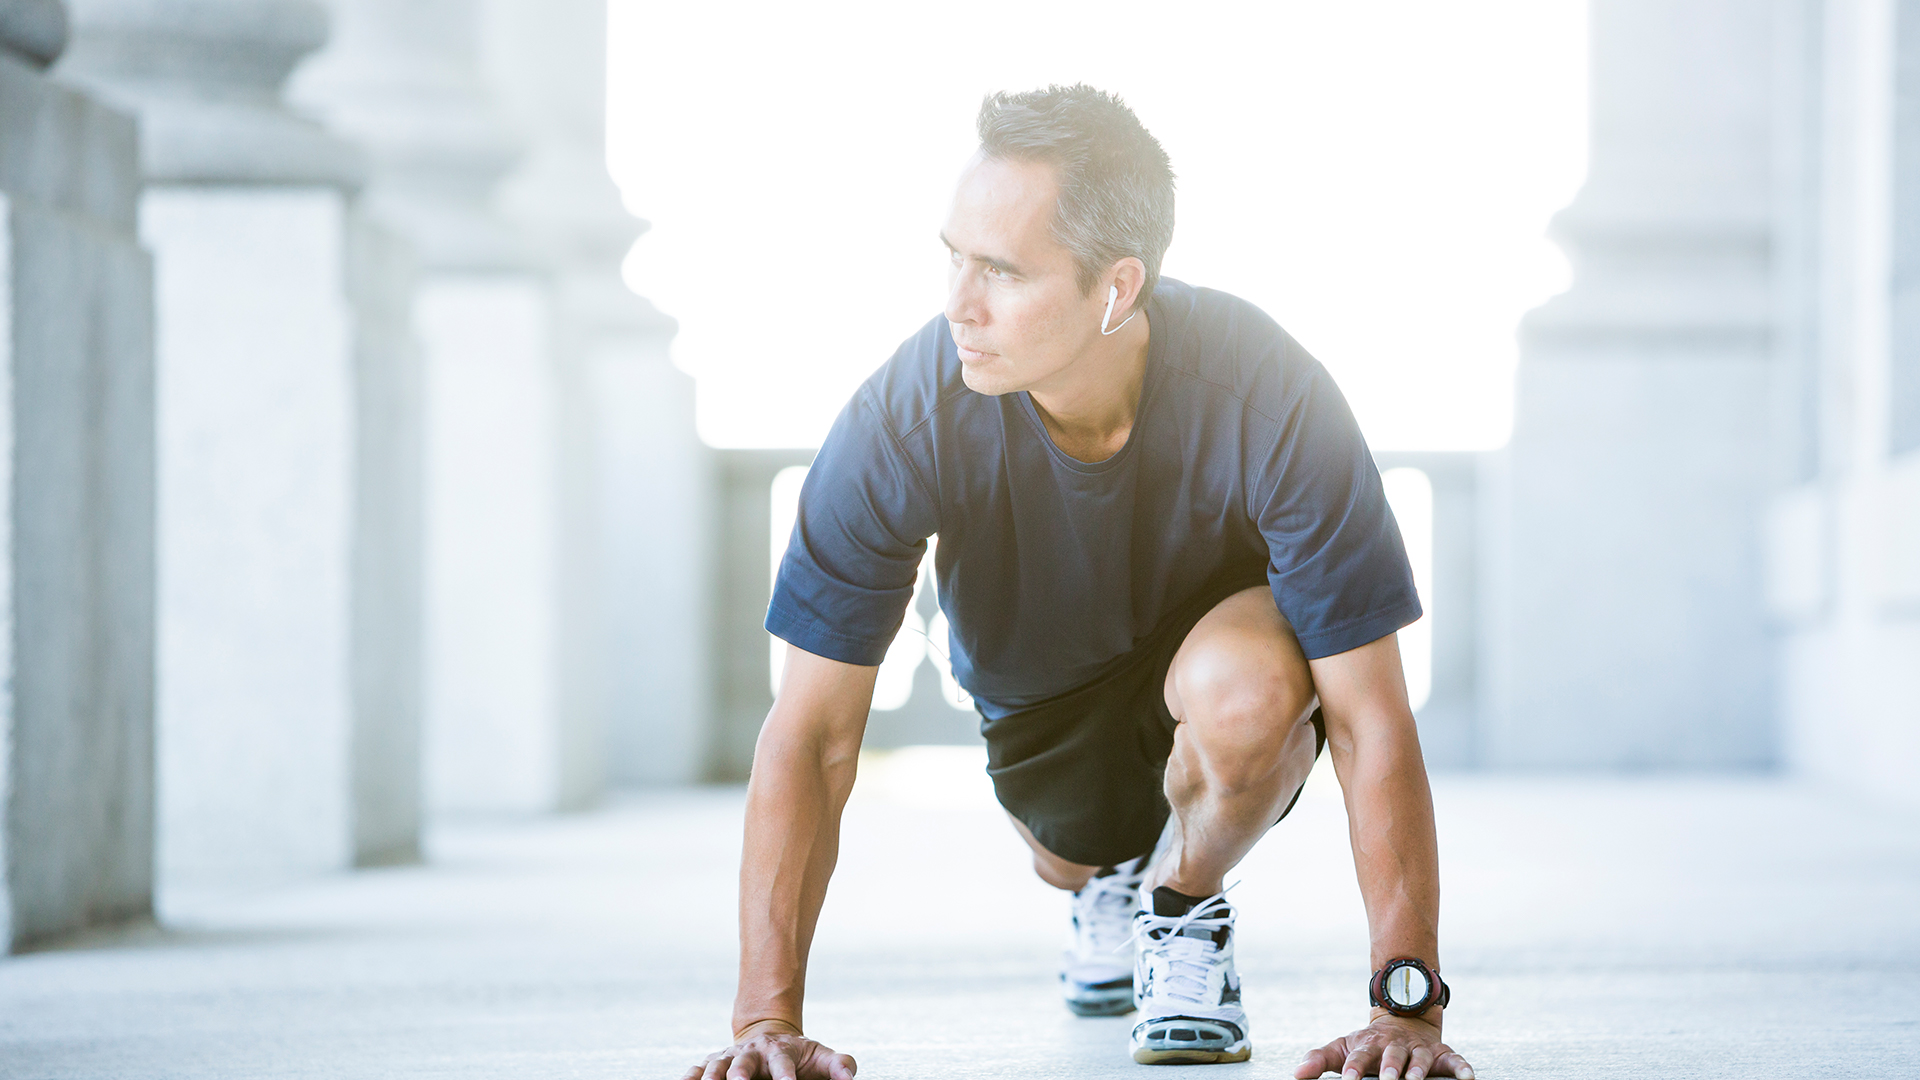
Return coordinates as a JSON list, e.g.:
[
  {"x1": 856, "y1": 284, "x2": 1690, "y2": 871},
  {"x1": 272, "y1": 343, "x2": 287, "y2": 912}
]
[{"x1": 1293, "y1": 1011, "x2": 1474, "y2": 1080}]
